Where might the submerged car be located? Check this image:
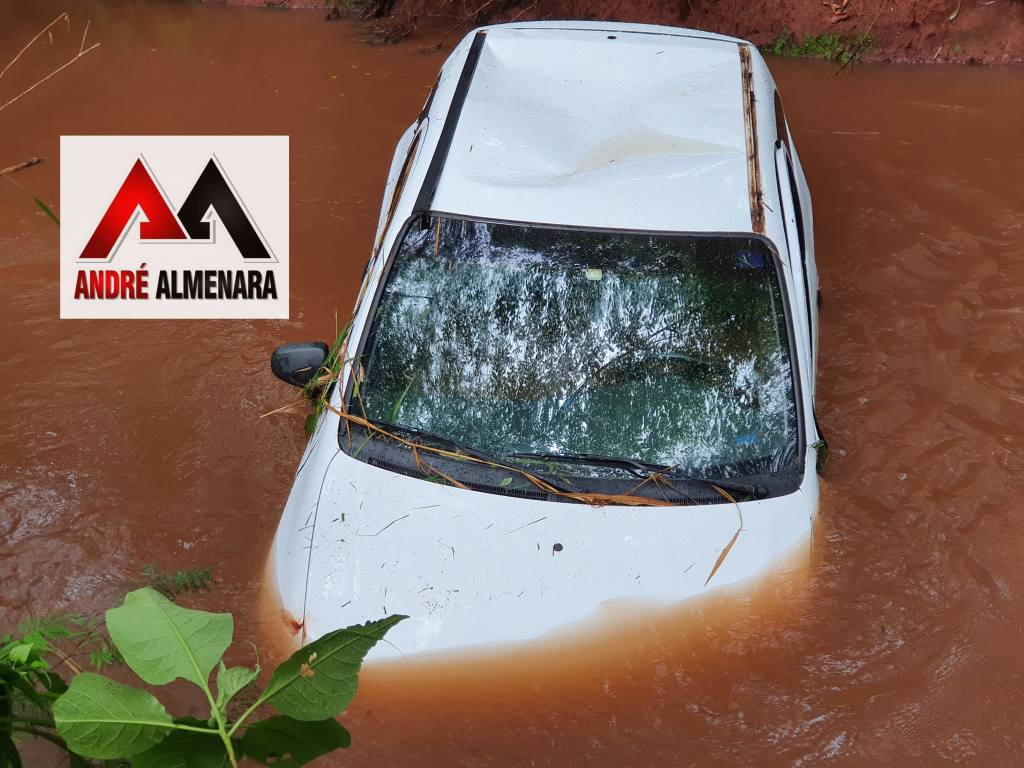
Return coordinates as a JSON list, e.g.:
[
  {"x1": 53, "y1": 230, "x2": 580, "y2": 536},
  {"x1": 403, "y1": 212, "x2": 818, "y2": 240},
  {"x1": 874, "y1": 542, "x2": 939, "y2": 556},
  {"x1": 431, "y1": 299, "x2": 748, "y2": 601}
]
[{"x1": 270, "y1": 21, "x2": 821, "y2": 658}]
